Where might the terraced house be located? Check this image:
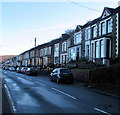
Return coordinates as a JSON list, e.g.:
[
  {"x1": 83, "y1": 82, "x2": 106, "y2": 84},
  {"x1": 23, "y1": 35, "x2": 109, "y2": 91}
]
[
  {"x1": 2, "y1": 6, "x2": 120, "y2": 68},
  {"x1": 68, "y1": 6, "x2": 120, "y2": 66}
]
